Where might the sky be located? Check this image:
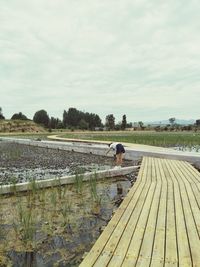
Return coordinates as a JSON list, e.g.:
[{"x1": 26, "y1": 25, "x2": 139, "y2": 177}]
[{"x1": 0, "y1": 0, "x2": 200, "y2": 123}]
